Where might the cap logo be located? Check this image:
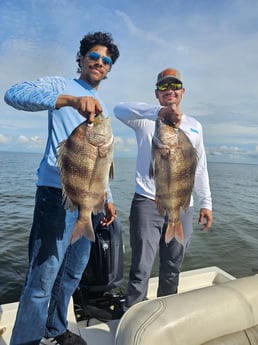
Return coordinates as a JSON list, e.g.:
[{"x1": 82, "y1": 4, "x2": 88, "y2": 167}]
[
  {"x1": 156, "y1": 67, "x2": 182, "y2": 85},
  {"x1": 162, "y1": 69, "x2": 177, "y2": 77}
]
